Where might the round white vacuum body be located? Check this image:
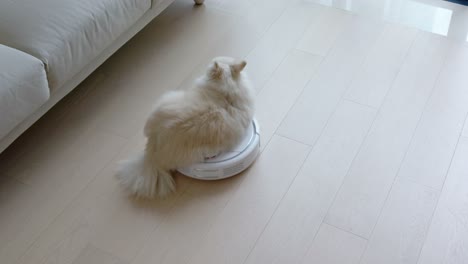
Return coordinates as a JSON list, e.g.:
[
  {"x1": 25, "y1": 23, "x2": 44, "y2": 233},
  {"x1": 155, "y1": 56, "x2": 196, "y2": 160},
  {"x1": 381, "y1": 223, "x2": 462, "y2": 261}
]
[{"x1": 178, "y1": 119, "x2": 260, "y2": 180}]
